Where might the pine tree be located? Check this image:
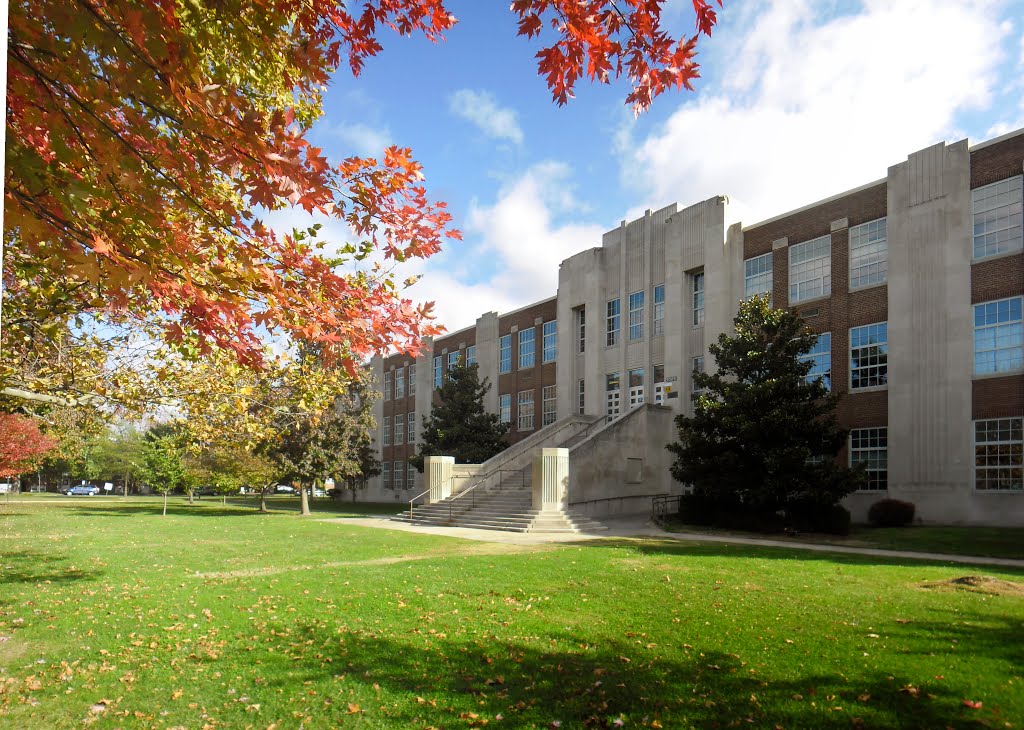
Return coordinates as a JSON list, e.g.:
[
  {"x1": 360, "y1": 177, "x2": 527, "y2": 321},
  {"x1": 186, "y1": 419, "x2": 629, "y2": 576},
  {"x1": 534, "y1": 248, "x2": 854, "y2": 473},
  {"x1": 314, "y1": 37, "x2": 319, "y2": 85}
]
[
  {"x1": 667, "y1": 296, "x2": 864, "y2": 519},
  {"x1": 411, "y1": 364, "x2": 510, "y2": 471}
]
